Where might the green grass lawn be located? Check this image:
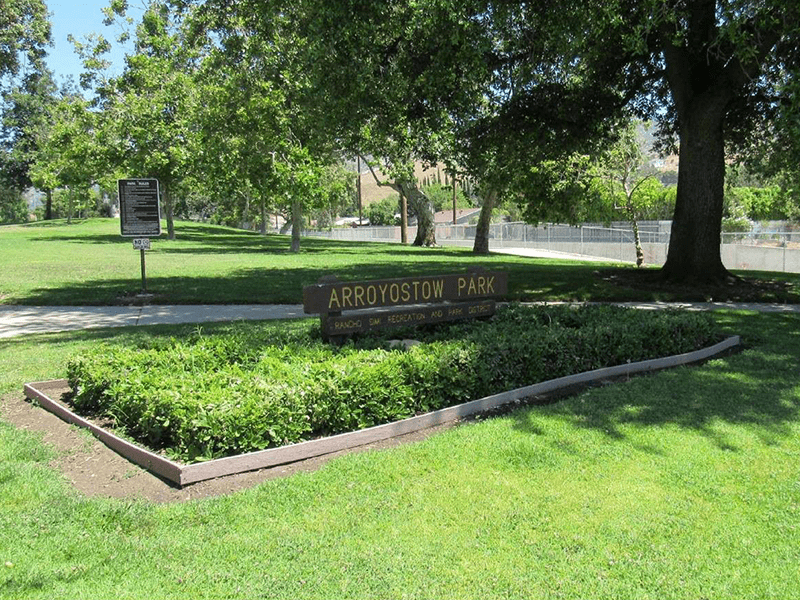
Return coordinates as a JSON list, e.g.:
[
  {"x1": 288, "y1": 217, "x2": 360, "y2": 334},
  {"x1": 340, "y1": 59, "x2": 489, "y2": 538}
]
[
  {"x1": 3, "y1": 218, "x2": 798, "y2": 305},
  {"x1": 0, "y1": 218, "x2": 627, "y2": 305},
  {"x1": 1, "y1": 311, "x2": 799, "y2": 599},
  {"x1": 1, "y1": 219, "x2": 800, "y2": 598}
]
